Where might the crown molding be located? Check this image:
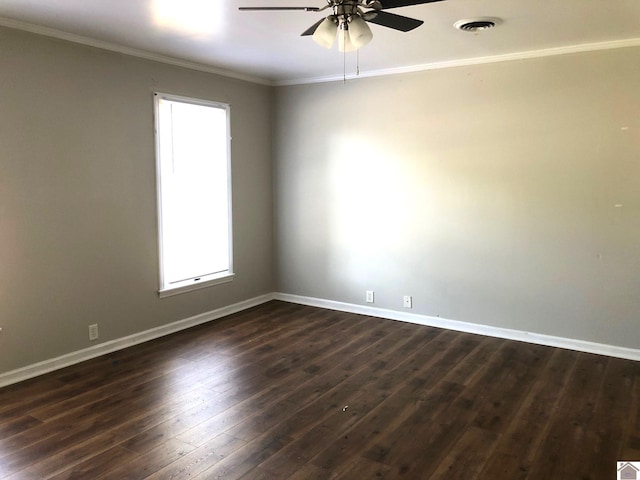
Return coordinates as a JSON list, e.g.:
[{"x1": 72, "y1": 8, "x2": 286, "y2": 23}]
[
  {"x1": 1, "y1": 16, "x2": 638, "y2": 89},
  {"x1": 276, "y1": 37, "x2": 640, "y2": 86},
  {"x1": 0, "y1": 17, "x2": 273, "y2": 86}
]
